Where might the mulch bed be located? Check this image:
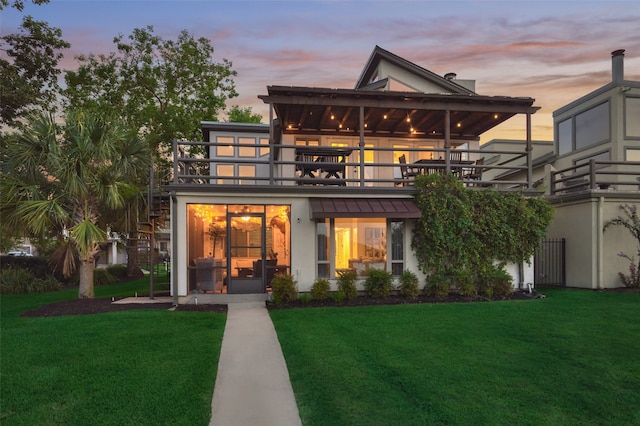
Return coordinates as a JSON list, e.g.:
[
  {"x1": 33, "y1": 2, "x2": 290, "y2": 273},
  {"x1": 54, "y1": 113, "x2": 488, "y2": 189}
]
[
  {"x1": 20, "y1": 290, "x2": 546, "y2": 318},
  {"x1": 266, "y1": 290, "x2": 543, "y2": 310},
  {"x1": 21, "y1": 298, "x2": 227, "y2": 317}
]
